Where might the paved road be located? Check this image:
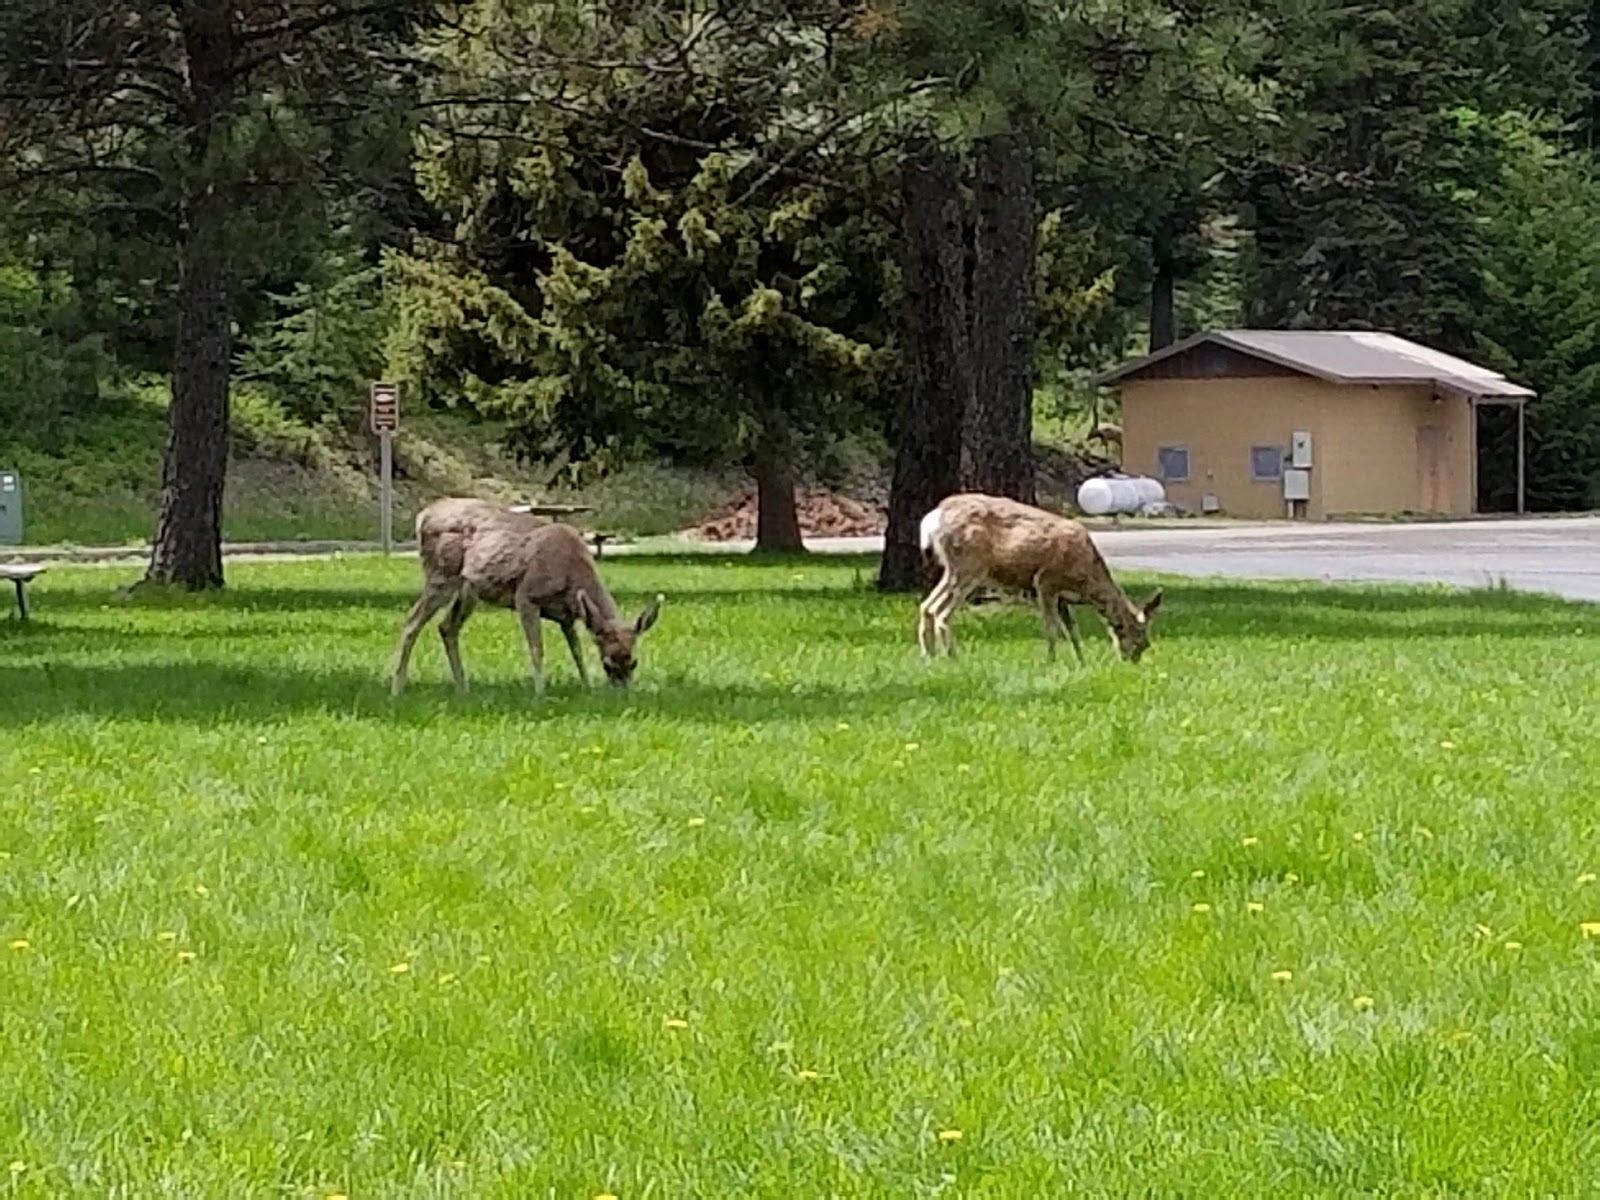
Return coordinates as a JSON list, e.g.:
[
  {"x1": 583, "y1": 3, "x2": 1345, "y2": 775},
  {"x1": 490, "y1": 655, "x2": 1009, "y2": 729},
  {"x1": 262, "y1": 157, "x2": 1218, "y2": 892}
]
[
  {"x1": 11, "y1": 517, "x2": 1600, "y2": 603},
  {"x1": 788, "y1": 517, "x2": 1600, "y2": 603}
]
